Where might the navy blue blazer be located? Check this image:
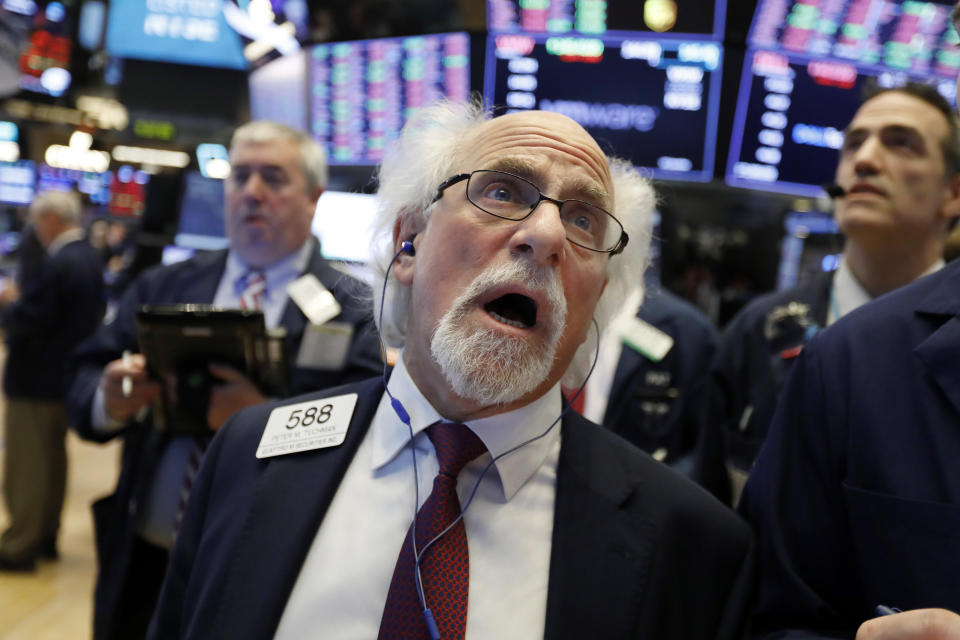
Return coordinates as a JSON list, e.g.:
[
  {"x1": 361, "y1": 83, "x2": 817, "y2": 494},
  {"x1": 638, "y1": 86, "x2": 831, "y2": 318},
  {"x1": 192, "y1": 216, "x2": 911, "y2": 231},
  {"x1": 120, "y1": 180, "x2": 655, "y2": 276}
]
[
  {"x1": 603, "y1": 288, "x2": 718, "y2": 470},
  {"x1": 66, "y1": 244, "x2": 382, "y2": 640},
  {"x1": 740, "y1": 259, "x2": 960, "y2": 638},
  {"x1": 2, "y1": 237, "x2": 104, "y2": 399},
  {"x1": 696, "y1": 272, "x2": 833, "y2": 503},
  {"x1": 149, "y1": 377, "x2": 754, "y2": 640}
]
